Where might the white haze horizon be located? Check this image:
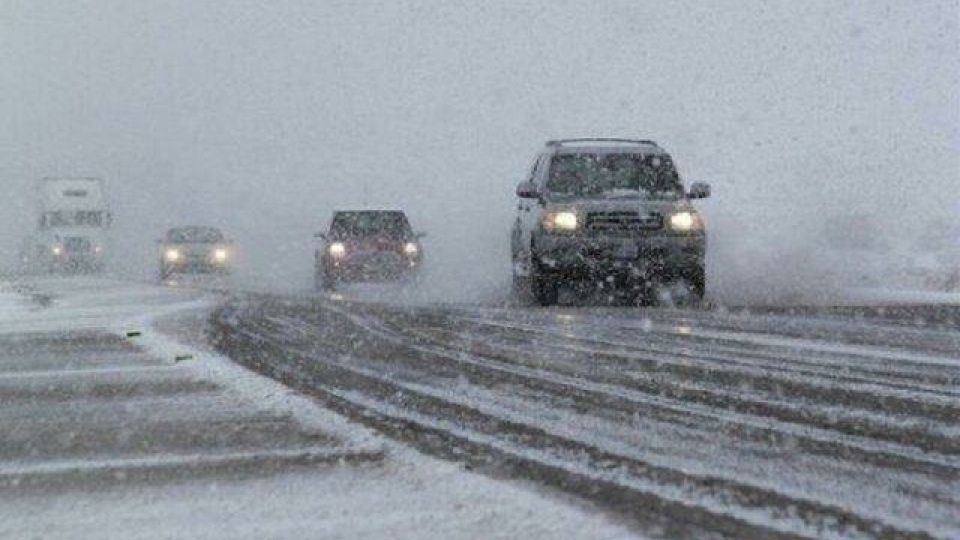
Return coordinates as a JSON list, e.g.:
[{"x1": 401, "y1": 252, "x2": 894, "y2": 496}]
[{"x1": 2, "y1": 0, "x2": 957, "y2": 305}]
